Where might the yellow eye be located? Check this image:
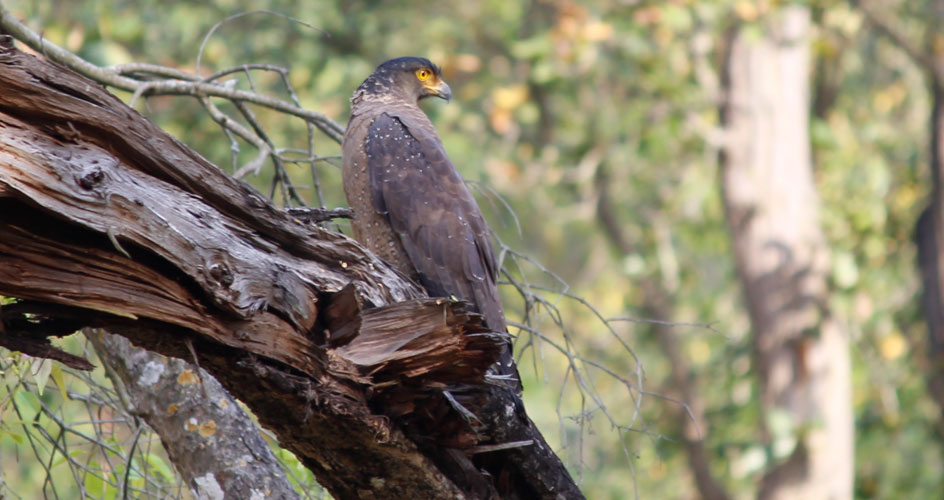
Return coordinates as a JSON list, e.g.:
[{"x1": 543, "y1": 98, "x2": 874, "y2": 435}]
[{"x1": 415, "y1": 68, "x2": 432, "y2": 81}]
